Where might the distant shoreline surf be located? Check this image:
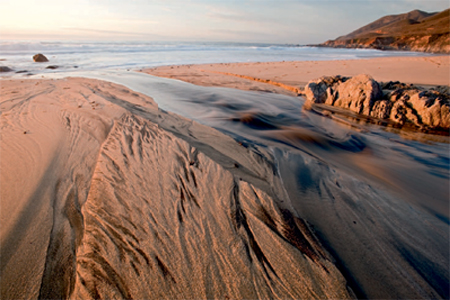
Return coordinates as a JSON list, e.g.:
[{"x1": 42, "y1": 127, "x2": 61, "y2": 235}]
[{"x1": 0, "y1": 40, "x2": 432, "y2": 78}]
